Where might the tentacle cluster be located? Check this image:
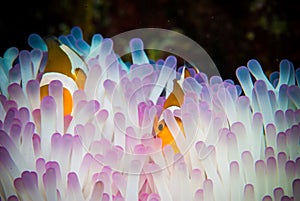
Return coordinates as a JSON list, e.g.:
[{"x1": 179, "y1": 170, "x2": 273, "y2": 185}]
[{"x1": 0, "y1": 27, "x2": 299, "y2": 201}]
